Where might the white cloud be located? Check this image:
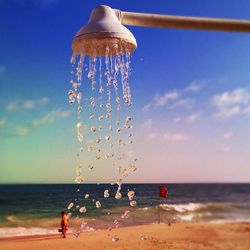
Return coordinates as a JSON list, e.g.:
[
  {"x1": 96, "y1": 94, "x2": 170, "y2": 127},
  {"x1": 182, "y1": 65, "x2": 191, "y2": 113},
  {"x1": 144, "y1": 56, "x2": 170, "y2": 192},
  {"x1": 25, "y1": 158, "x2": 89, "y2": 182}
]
[
  {"x1": 142, "y1": 103, "x2": 151, "y2": 112},
  {"x1": 14, "y1": 128, "x2": 31, "y2": 137},
  {"x1": 146, "y1": 131, "x2": 191, "y2": 143},
  {"x1": 0, "y1": 118, "x2": 6, "y2": 128},
  {"x1": 147, "y1": 133, "x2": 157, "y2": 140},
  {"x1": 187, "y1": 112, "x2": 201, "y2": 124},
  {"x1": 211, "y1": 88, "x2": 250, "y2": 119},
  {"x1": 218, "y1": 146, "x2": 230, "y2": 153},
  {"x1": 3, "y1": 109, "x2": 71, "y2": 139},
  {"x1": 169, "y1": 98, "x2": 194, "y2": 110},
  {"x1": 223, "y1": 131, "x2": 233, "y2": 139},
  {"x1": 173, "y1": 117, "x2": 182, "y2": 123},
  {"x1": 185, "y1": 80, "x2": 205, "y2": 92},
  {"x1": 154, "y1": 91, "x2": 179, "y2": 106},
  {"x1": 163, "y1": 132, "x2": 191, "y2": 142},
  {"x1": 31, "y1": 109, "x2": 72, "y2": 128},
  {"x1": 140, "y1": 119, "x2": 152, "y2": 130},
  {"x1": 6, "y1": 97, "x2": 49, "y2": 112}
]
